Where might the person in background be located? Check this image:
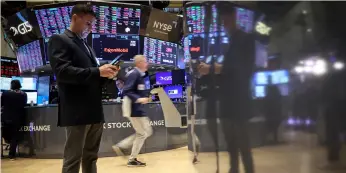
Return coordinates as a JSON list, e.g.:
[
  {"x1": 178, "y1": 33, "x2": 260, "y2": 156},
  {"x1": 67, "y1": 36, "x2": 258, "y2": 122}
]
[
  {"x1": 48, "y1": 4, "x2": 119, "y2": 173},
  {"x1": 112, "y1": 55, "x2": 152, "y2": 167},
  {"x1": 320, "y1": 69, "x2": 346, "y2": 170},
  {"x1": 116, "y1": 79, "x2": 124, "y2": 99},
  {"x1": 198, "y1": 3, "x2": 256, "y2": 173},
  {"x1": 263, "y1": 85, "x2": 282, "y2": 144},
  {"x1": 1, "y1": 80, "x2": 27, "y2": 160}
]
